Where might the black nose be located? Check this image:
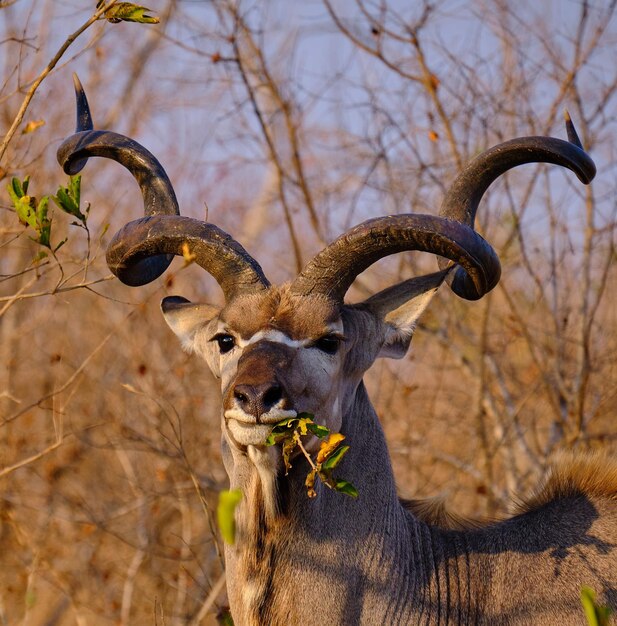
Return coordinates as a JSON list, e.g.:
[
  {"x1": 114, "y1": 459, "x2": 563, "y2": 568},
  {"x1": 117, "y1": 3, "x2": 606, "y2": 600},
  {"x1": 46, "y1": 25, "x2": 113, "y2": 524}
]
[{"x1": 233, "y1": 382, "x2": 284, "y2": 420}]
